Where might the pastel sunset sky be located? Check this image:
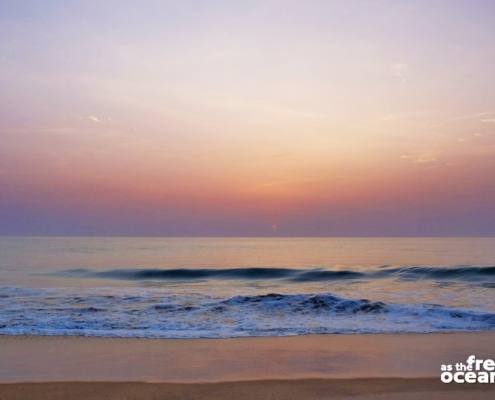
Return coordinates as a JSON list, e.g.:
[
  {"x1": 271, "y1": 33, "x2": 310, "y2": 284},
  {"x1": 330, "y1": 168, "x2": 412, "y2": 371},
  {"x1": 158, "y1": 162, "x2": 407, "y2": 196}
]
[{"x1": 1, "y1": 0, "x2": 495, "y2": 236}]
